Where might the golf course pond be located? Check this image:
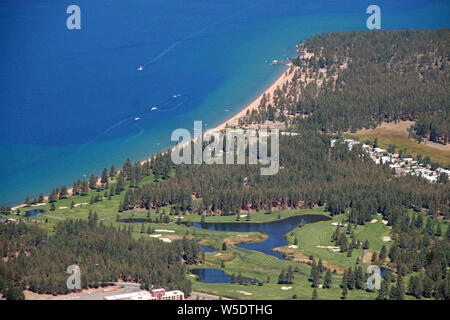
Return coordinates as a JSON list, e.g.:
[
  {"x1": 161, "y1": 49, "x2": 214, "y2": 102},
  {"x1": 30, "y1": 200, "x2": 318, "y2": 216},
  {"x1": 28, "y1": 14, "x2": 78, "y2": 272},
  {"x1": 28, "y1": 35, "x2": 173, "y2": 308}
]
[
  {"x1": 190, "y1": 268, "x2": 257, "y2": 284},
  {"x1": 193, "y1": 214, "x2": 331, "y2": 260}
]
